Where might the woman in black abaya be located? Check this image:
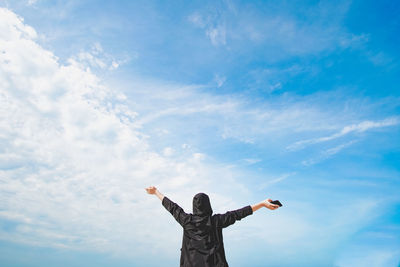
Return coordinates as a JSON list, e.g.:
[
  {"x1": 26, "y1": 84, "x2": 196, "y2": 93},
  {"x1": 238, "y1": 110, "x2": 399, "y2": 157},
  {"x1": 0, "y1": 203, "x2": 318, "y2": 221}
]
[{"x1": 145, "y1": 186, "x2": 280, "y2": 267}]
